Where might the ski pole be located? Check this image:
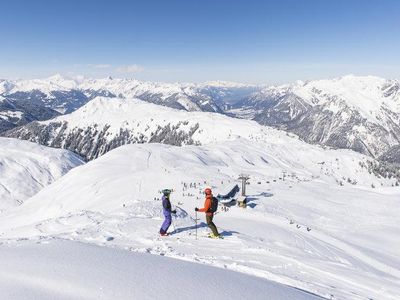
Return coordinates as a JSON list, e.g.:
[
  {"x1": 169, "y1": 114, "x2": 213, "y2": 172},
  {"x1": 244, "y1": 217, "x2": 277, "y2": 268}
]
[
  {"x1": 195, "y1": 211, "x2": 198, "y2": 240},
  {"x1": 171, "y1": 216, "x2": 176, "y2": 233}
]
